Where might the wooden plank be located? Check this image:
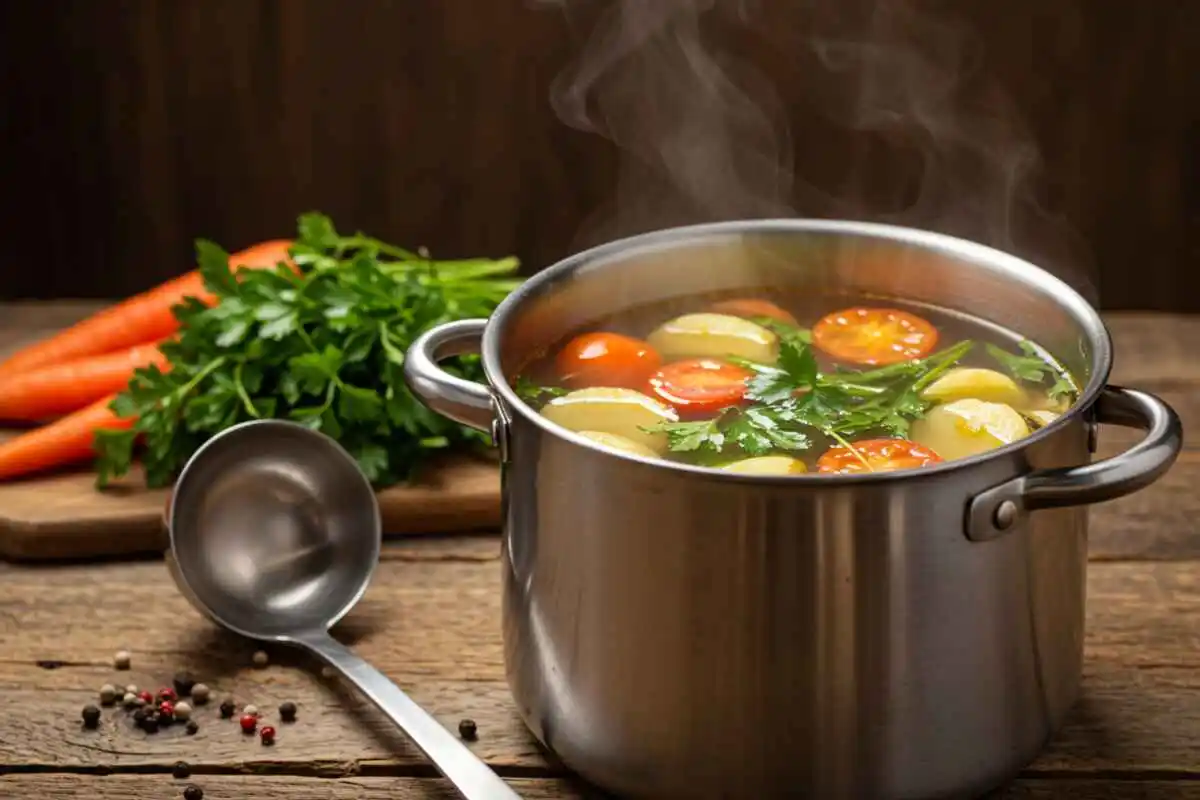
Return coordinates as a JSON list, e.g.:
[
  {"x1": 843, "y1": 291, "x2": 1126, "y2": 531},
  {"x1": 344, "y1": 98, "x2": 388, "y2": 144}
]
[
  {"x1": 3, "y1": 775, "x2": 1200, "y2": 800},
  {"x1": 0, "y1": 545, "x2": 1198, "y2": 780}
]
